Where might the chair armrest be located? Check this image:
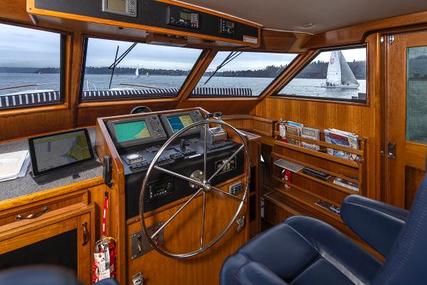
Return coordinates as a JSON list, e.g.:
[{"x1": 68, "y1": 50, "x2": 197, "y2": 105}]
[
  {"x1": 235, "y1": 262, "x2": 289, "y2": 285},
  {"x1": 341, "y1": 195, "x2": 408, "y2": 256}
]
